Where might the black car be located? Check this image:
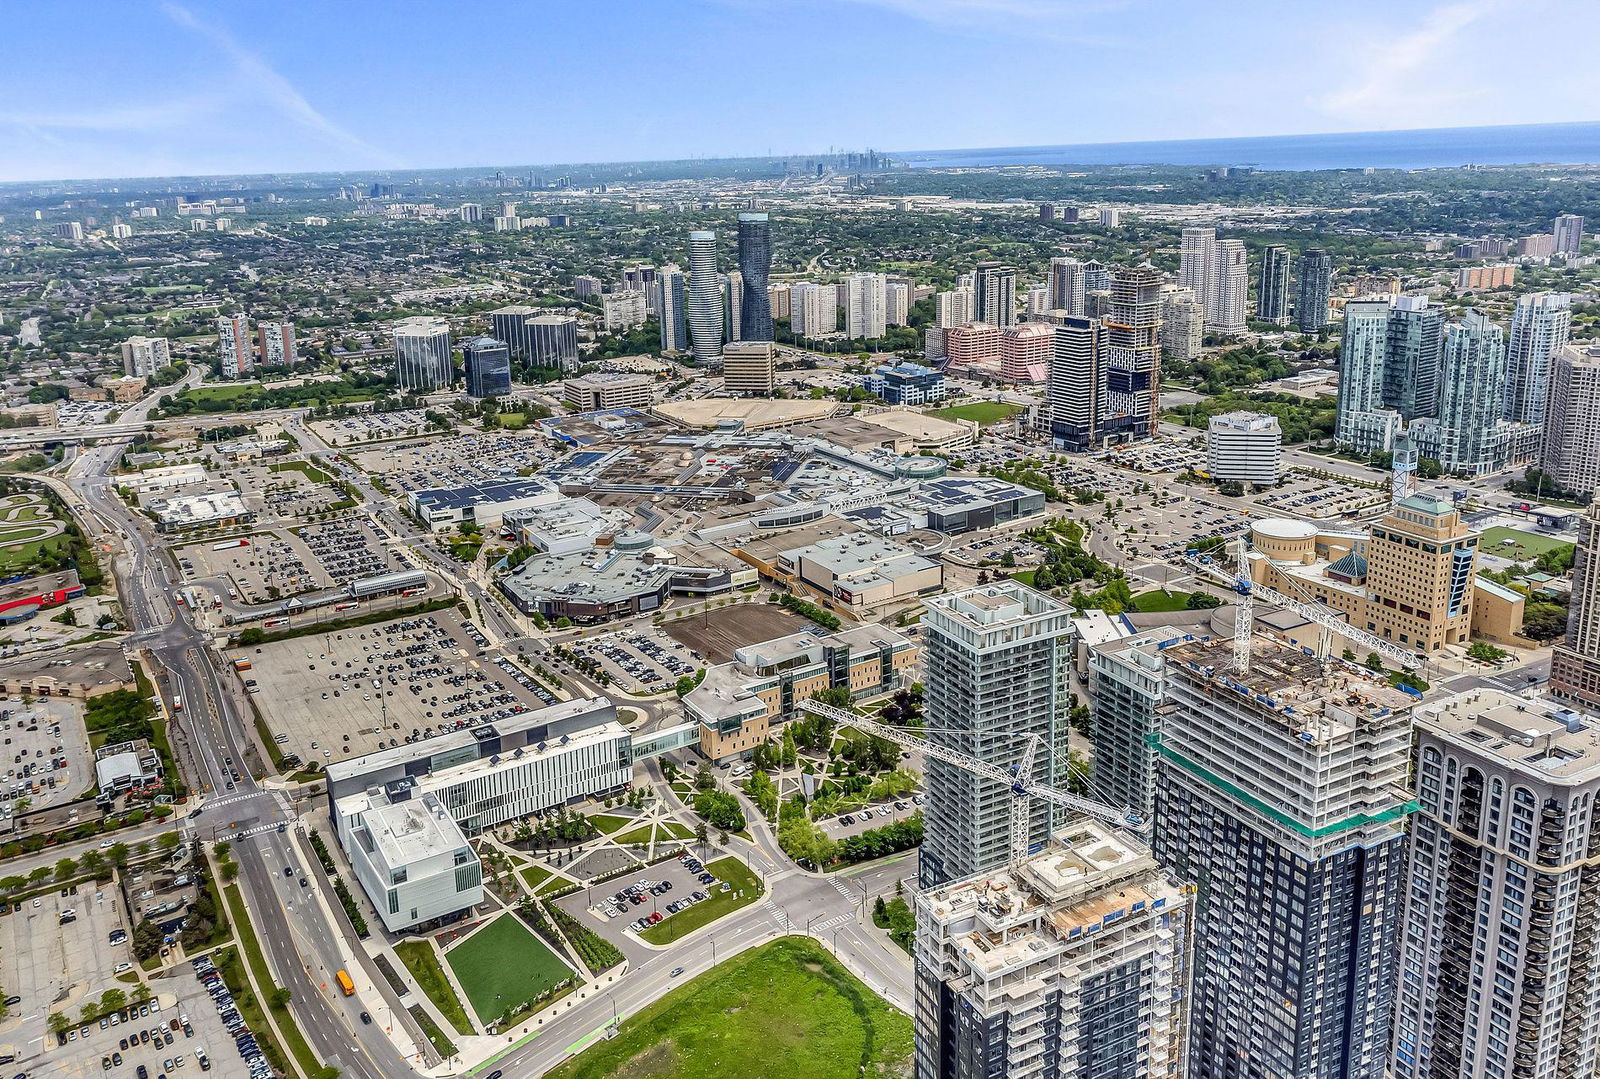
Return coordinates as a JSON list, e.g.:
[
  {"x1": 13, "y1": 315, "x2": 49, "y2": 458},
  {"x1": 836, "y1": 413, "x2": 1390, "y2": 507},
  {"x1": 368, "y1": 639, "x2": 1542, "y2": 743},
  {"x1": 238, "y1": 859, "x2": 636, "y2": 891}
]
[{"x1": 359, "y1": 1012, "x2": 371, "y2": 1025}]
